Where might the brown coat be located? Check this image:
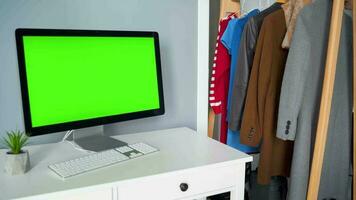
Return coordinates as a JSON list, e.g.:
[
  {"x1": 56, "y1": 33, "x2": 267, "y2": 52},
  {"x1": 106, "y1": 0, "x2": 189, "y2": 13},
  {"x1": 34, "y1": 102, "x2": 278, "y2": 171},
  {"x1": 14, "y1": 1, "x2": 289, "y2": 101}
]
[{"x1": 240, "y1": 9, "x2": 293, "y2": 184}]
